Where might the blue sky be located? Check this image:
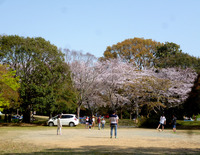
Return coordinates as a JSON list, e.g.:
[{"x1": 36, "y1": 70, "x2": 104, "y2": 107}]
[{"x1": 0, "y1": 0, "x2": 199, "y2": 58}]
